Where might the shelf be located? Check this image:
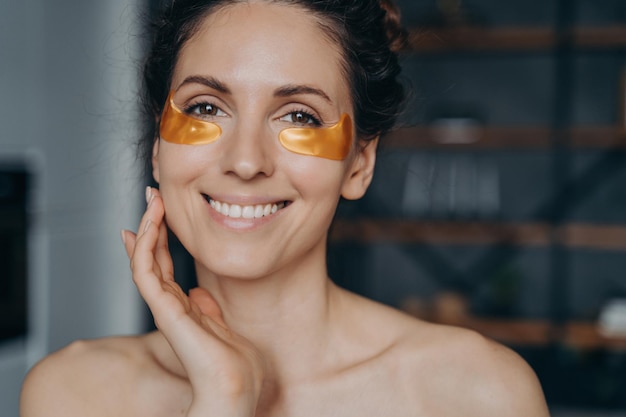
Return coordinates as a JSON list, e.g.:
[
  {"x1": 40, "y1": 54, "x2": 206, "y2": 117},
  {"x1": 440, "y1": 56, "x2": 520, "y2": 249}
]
[
  {"x1": 384, "y1": 126, "x2": 626, "y2": 150},
  {"x1": 406, "y1": 25, "x2": 626, "y2": 53},
  {"x1": 565, "y1": 224, "x2": 626, "y2": 251},
  {"x1": 400, "y1": 294, "x2": 626, "y2": 350},
  {"x1": 437, "y1": 317, "x2": 626, "y2": 350},
  {"x1": 330, "y1": 219, "x2": 626, "y2": 251},
  {"x1": 407, "y1": 27, "x2": 553, "y2": 52},
  {"x1": 468, "y1": 319, "x2": 626, "y2": 350},
  {"x1": 564, "y1": 322, "x2": 626, "y2": 350},
  {"x1": 461, "y1": 317, "x2": 552, "y2": 346},
  {"x1": 573, "y1": 26, "x2": 626, "y2": 49}
]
